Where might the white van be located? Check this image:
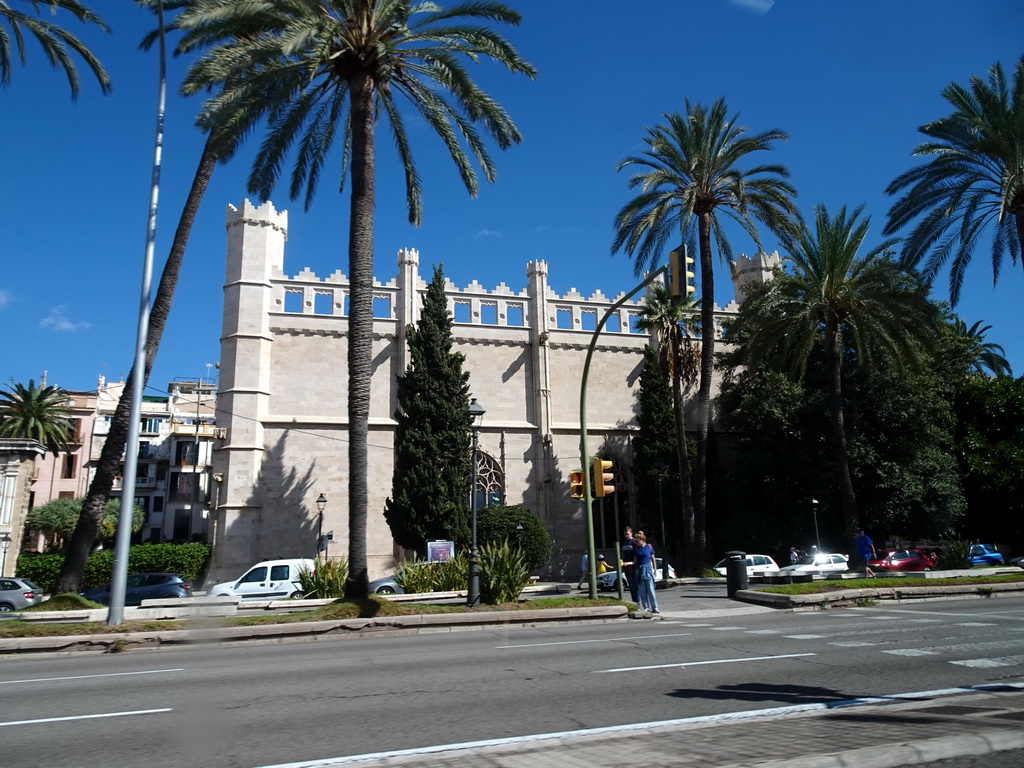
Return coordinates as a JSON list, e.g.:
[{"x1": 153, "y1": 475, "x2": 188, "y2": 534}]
[{"x1": 207, "y1": 559, "x2": 314, "y2": 600}]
